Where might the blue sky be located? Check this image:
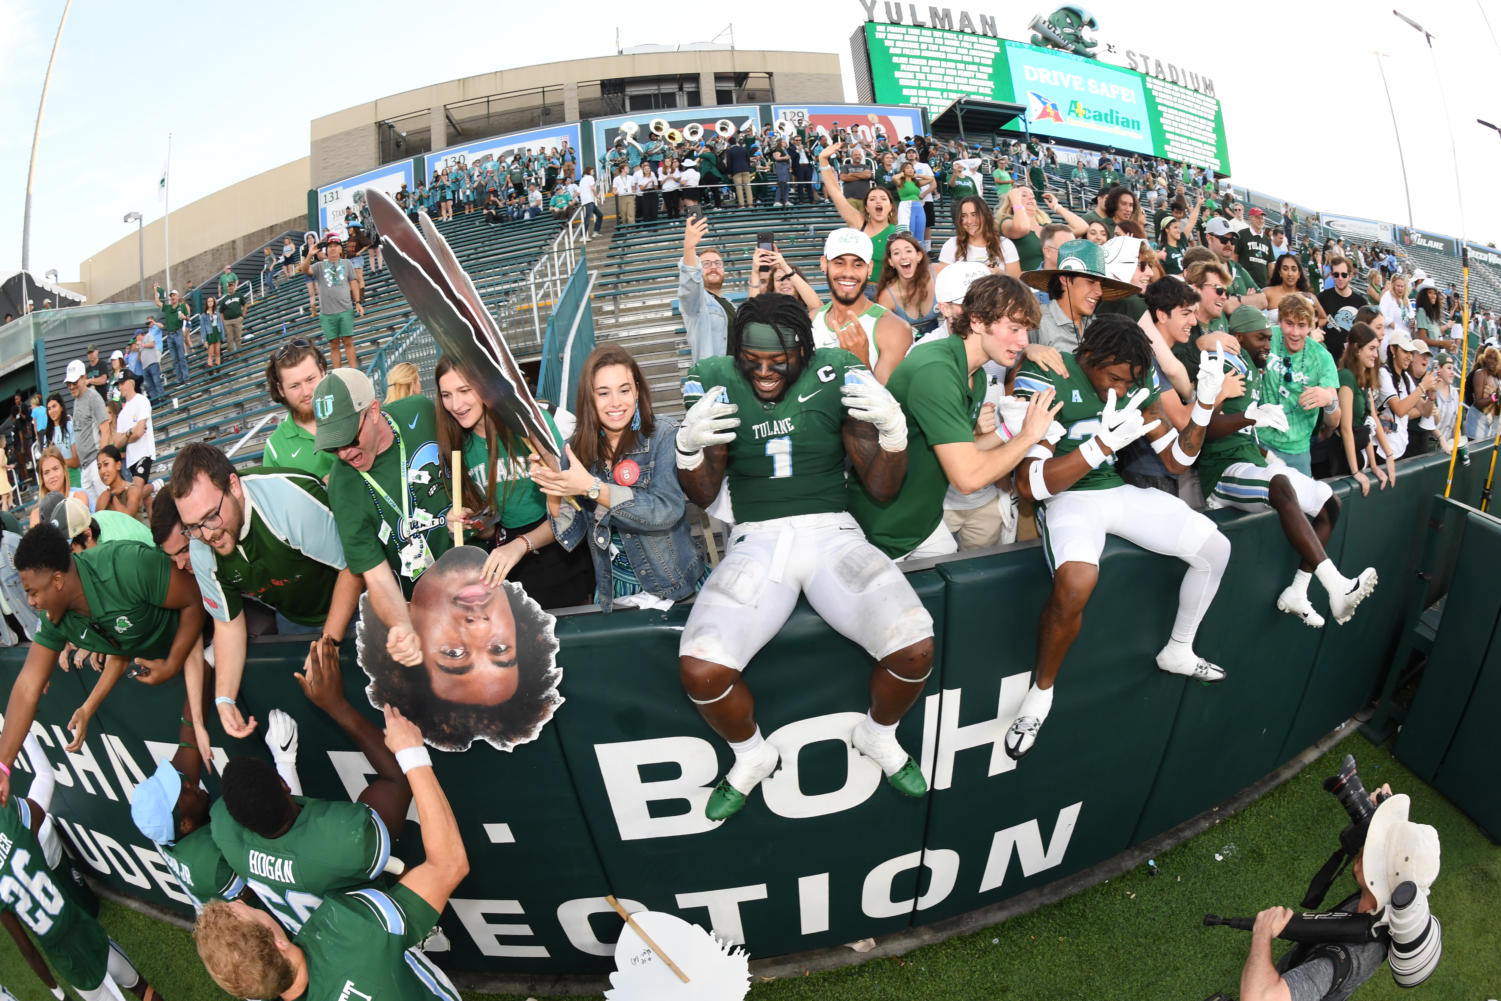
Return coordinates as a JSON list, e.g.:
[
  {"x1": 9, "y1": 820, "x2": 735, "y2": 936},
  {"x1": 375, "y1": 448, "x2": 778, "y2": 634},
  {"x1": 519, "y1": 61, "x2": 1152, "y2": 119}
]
[{"x1": 3, "y1": 0, "x2": 1500, "y2": 287}]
